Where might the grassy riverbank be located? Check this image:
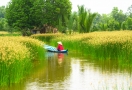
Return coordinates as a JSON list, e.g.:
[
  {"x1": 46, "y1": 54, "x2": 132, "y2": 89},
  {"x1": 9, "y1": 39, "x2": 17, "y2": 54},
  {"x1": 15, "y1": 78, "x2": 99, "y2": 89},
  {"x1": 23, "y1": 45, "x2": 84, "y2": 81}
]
[
  {"x1": 1, "y1": 30, "x2": 131, "y2": 86},
  {"x1": 0, "y1": 36, "x2": 45, "y2": 86},
  {"x1": 32, "y1": 30, "x2": 132, "y2": 62}
]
